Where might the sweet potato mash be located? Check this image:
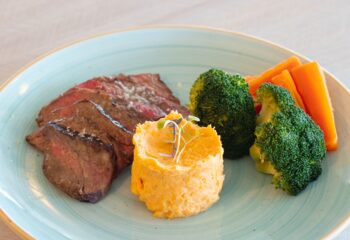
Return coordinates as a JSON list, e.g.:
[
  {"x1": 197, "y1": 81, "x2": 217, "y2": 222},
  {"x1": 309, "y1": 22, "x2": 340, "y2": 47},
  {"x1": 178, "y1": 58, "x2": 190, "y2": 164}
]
[{"x1": 131, "y1": 111, "x2": 224, "y2": 218}]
